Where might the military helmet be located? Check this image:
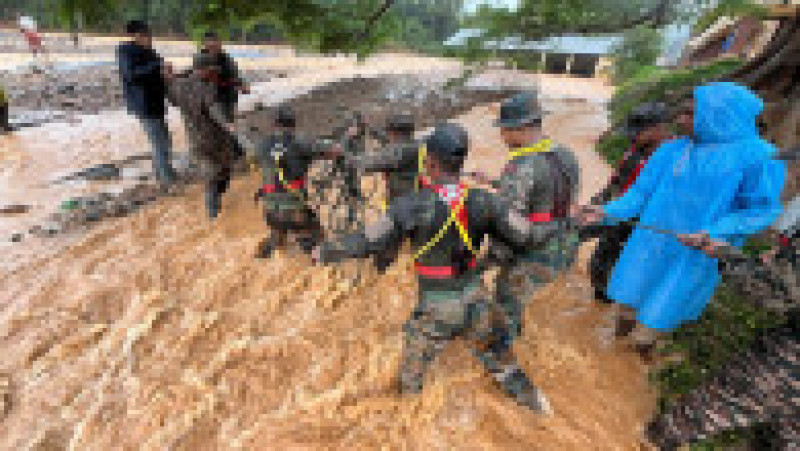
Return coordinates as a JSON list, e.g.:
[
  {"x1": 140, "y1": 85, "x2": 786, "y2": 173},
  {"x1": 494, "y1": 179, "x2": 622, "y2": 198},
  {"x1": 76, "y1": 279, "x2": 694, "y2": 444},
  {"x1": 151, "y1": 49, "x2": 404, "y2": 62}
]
[
  {"x1": 426, "y1": 122, "x2": 468, "y2": 166},
  {"x1": 495, "y1": 92, "x2": 546, "y2": 128},
  {"x1": 386, "y1": 113, "x2": 415, "y2": 133},
  {"x1": 623, "y1": 102, "x2": 669, "y2": 140},
  {"x1": 275, "y1": 105, "x2": 296, "y2": 128}
]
